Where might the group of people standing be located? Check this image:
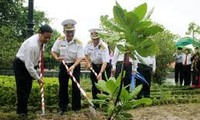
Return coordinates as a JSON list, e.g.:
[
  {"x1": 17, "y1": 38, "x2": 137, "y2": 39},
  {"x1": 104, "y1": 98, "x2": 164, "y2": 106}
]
[
  {"x1": 174, "y1": 47, "x2": 200, "y2": 87},
  {"x1": 13, "y1": 19, "x2": 156, "y2": 117}
]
